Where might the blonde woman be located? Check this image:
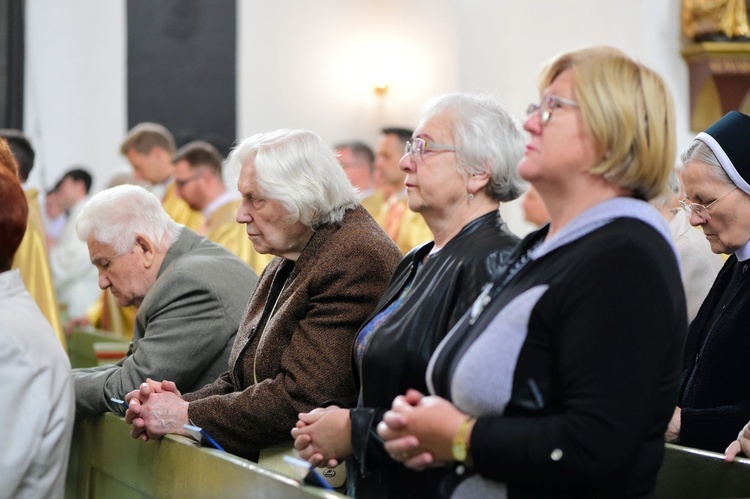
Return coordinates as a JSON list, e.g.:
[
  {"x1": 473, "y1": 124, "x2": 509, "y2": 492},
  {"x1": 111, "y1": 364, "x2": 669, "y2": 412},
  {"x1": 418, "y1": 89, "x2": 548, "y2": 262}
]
[{"x1": 378, "y1": 47, "x2": 686, "y2": 498}]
